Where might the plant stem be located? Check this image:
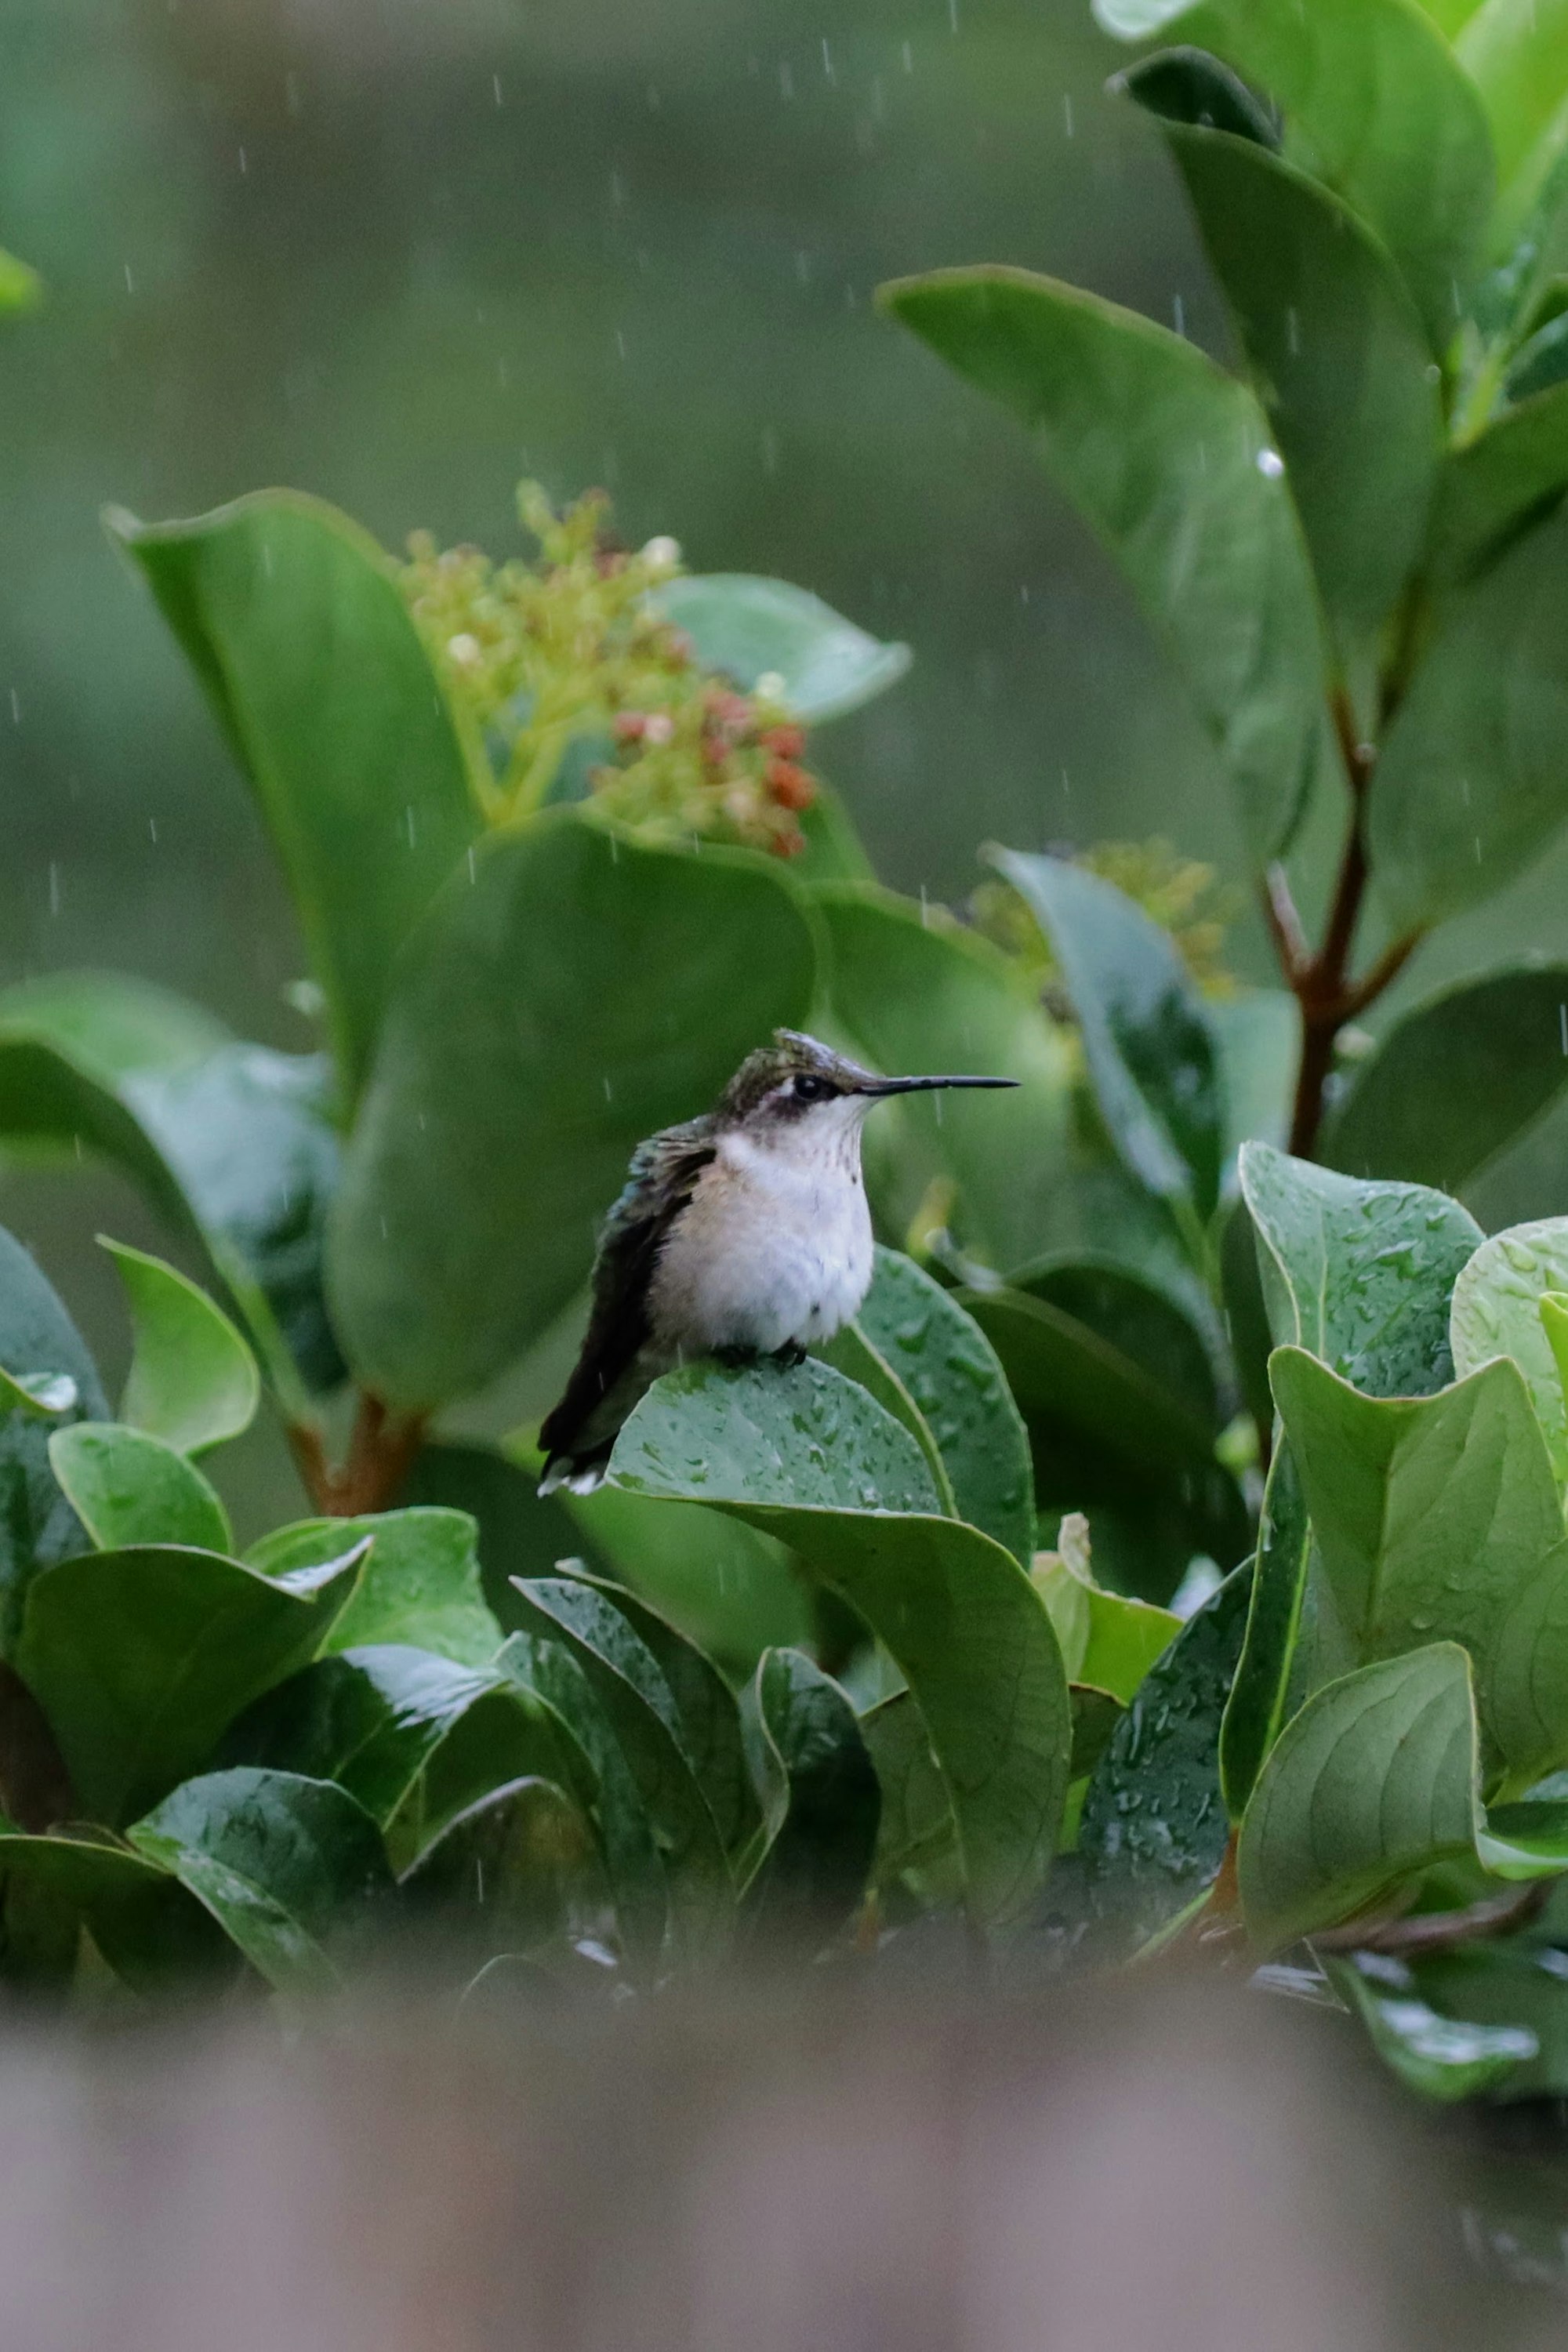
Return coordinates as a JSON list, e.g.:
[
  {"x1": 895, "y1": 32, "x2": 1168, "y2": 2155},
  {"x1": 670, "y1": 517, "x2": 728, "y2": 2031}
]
[
  {"x1": 1314, "y1": 1878, "x2": 1550, "y2": 1958},
  {"x1": 287, "y1": 1390, "x2": 427, "y2": 1518}
]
